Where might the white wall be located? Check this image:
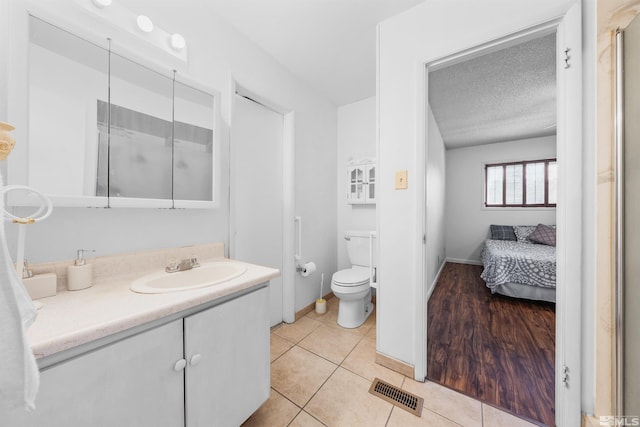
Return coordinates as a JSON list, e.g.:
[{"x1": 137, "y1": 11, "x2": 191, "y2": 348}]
[
  {"x1": 0, "y1": 0, "x2": 9, "y2": 181},
  {"x1": 445, "y1": 136, "x2": 557, "y2": 263},
  {"x1": 377, "y1": 0, "x2": 575, "y2": 368},
  {"x1": 337, "y1": 96, "x2": 376, "y2": 270},
  {"x1": 426, "y1": 106, "x2": 446, "y2": 293},
  {"x1": 1, "y1": 0, "x2": 337, "y2": 313}
]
